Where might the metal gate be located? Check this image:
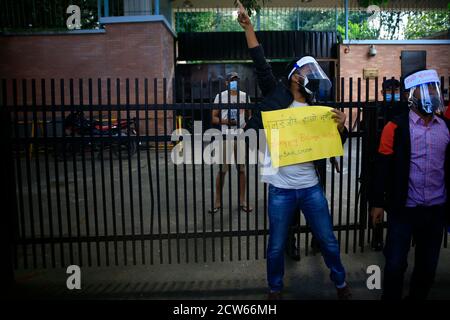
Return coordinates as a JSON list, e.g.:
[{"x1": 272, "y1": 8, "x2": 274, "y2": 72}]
[{"x1": 1, "y1": 76, "x2": 448, "y2": 269}]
